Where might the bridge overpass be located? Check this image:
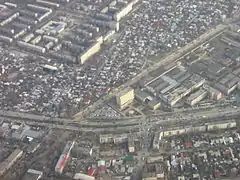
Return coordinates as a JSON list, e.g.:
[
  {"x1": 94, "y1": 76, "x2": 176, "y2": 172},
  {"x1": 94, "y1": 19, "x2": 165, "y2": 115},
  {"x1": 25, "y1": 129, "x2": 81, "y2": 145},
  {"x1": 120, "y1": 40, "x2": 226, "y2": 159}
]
[{"x1": 0, "y1": 106, "x2": 239, "y2": 134}]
